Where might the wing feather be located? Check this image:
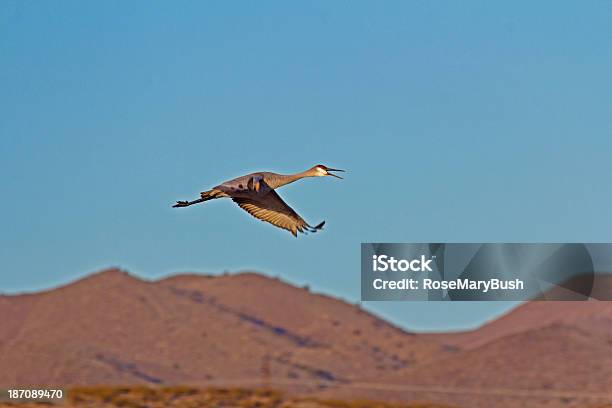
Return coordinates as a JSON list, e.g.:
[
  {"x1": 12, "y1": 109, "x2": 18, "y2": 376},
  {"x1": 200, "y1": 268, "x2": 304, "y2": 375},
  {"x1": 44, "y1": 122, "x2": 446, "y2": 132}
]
[{"x1": 231, "y1": 184, "x2": 324, "y2": 237}]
